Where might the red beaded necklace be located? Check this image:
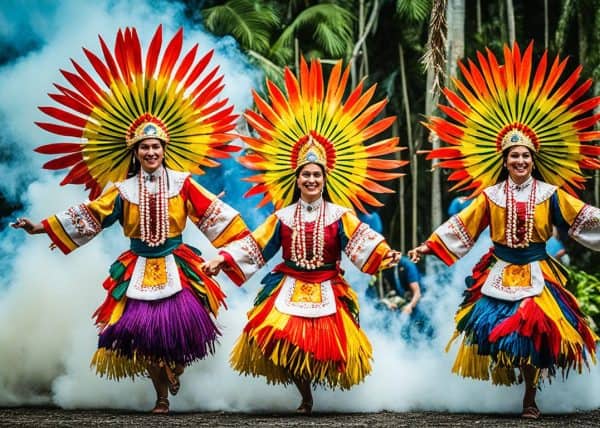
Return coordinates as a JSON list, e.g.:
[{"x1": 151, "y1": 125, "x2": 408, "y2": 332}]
[
  {"x1": 505, "y1": 178, "x2": 536, "y2": 248},
  {"x1": 138, "y1": 168, "x2": 169, "y2": 247},
  {"x1": 290, "y1": 199, "x2": 326, "y2": 269}
]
